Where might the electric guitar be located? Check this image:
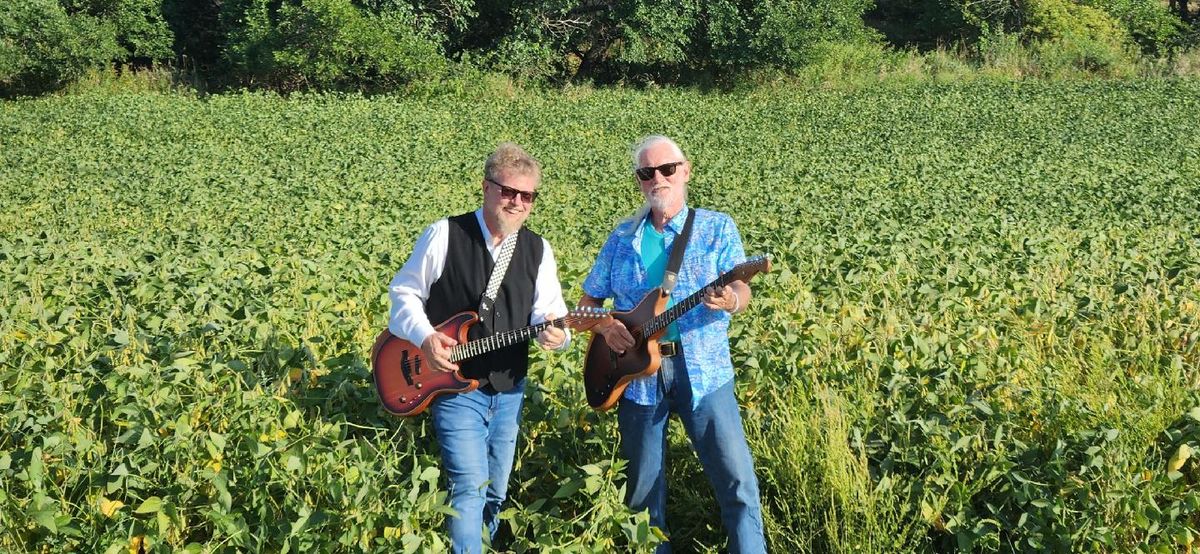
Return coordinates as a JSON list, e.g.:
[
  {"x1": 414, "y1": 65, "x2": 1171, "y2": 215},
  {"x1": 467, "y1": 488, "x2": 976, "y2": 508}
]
[
  {"x1": 372, "y1": 307, "x2": 610, "y2": 416},
  {"x1": 582, "y1": 255, "x2": 771, "y2": 411}
]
